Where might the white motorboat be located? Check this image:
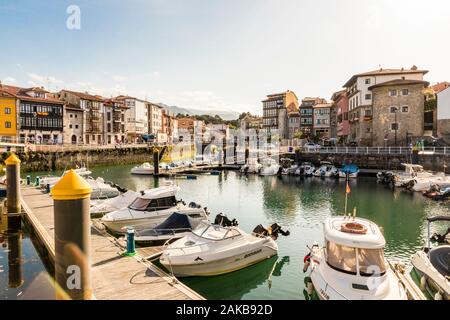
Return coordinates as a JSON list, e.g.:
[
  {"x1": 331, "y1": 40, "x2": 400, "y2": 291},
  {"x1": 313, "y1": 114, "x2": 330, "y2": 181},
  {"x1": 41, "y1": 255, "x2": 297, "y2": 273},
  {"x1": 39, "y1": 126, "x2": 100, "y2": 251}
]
[
  {"x1": 259, "y1": 158, "x2": 281, "y2": 176},
  {"x1": 134, "y1": 211, "x2": 209, "y2": 245},
  {"x1": 295, "y1": 162, "x2": 316, "y2": 176},
  {"x1": 411, "y1": 175, "x2": 450, "y2": 192},
  {"x1": 280, "y1": 158, "x2": 298, "y2": 175},
  {"x1": 88, "y1": 177, "x2": 121, "y2": 199},
  {"x1": 304, "y1": 215, "x2": 408, "y2": 300},
  {"x1": 90, "y1": 190, "x2": 139, "y2": 216},
  {"x1": 159, "y1": 222, "x2": 289, "y2": 277},
  {"x1": 39, "y1": 166, "x2": 92, "y2": 188},
  {"x1": 100, "y1": 182, "x2": 206, "y2": 234},
  {"x1": 240, "y1": 158, "x2": 262, "y2": 174},
  {"x1": 130, "y1": 162, "x2": 154, "y2": 175},
  {"x1": 392, "y1": 163, "x2": 434, "y2": 187},
  {"x1": 411, "y1": 215, "x2": 450, "y2": 300},
  {"x1": 313, "y1": 161, "x2": 338, "y2": 177}
]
